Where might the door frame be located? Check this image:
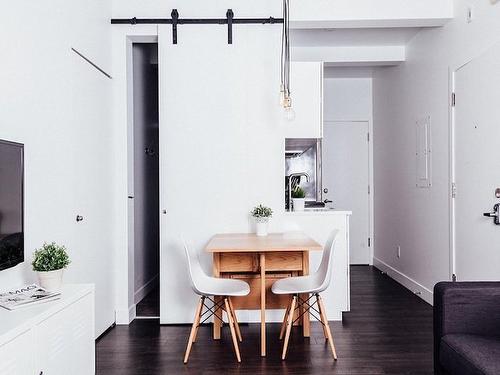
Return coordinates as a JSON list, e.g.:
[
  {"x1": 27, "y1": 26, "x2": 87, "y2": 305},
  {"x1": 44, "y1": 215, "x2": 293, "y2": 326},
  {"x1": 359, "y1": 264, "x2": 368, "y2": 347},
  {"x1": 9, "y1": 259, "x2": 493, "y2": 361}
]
[{"x1": 323, "y1": 119, "x2": 374, "y2": 265}]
